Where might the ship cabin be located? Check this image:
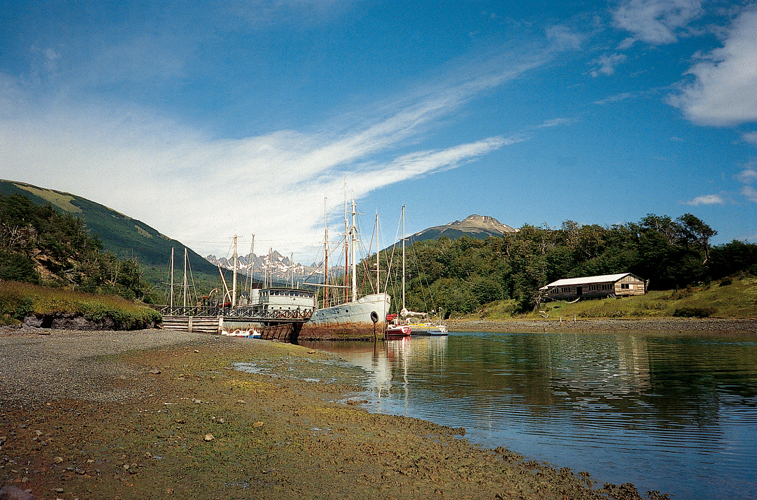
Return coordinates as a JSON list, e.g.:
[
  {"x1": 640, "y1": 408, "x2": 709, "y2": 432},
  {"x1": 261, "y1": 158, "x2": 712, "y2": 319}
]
[
  {"x1": 540, "y1": 273, "x2": 646, "y2": 301},
  {"x1": 251, "y1": 287, "x2": 316, "y2": 313}
]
